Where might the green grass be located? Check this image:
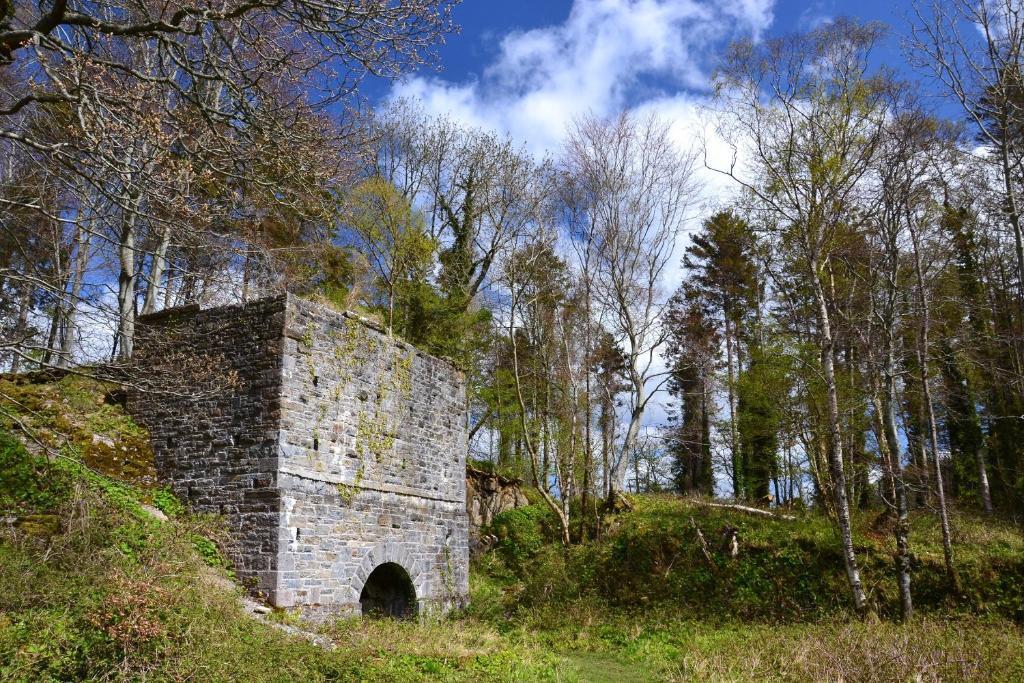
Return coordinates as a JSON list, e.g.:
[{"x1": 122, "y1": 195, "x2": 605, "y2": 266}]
[
  {"x1": 2, "y1": 375, "x2": 1023, "y2": 681},
  {"x1": 0, "y1": 435, "x2": 565, "y2": 682},
  {"x1": 486, "y1": 495, "x2": 1024, "y2": 623}
]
